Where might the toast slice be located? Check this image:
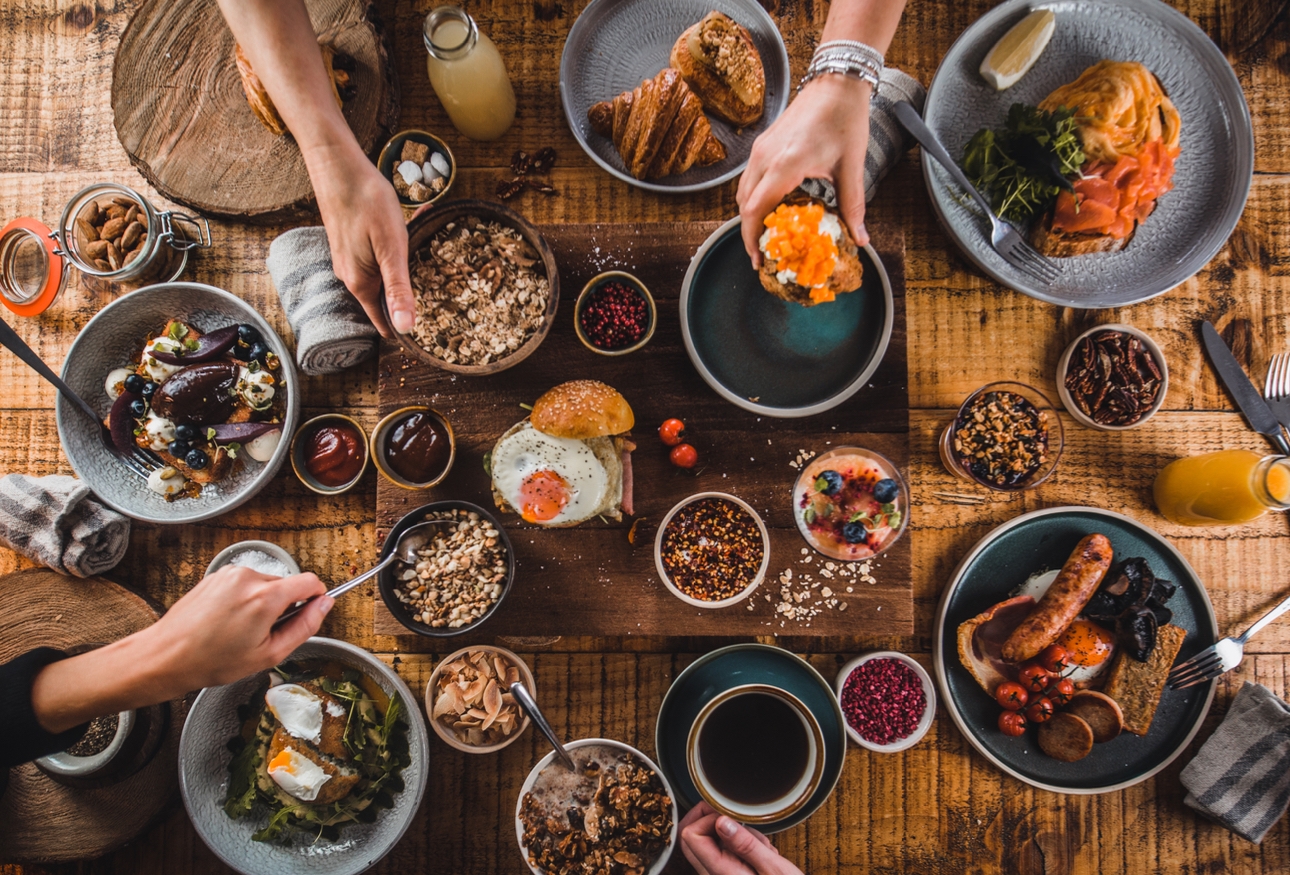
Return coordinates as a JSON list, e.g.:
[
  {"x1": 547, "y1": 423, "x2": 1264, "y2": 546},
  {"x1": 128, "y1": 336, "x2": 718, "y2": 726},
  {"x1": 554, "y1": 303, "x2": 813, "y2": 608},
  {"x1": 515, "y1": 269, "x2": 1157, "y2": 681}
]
[
  {"x1": 1101, "y1": 623, "x2": 1187, "y2": 736},
  {"x1": 669, "y1": 12, "x2": 765, "y2": 127},
  {"x1": 1030, "y1": 209, "x2": 1132, "y2": 257},
  {"x1": 757, "y1": 193, "x2": 864, "y2": 307}
]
